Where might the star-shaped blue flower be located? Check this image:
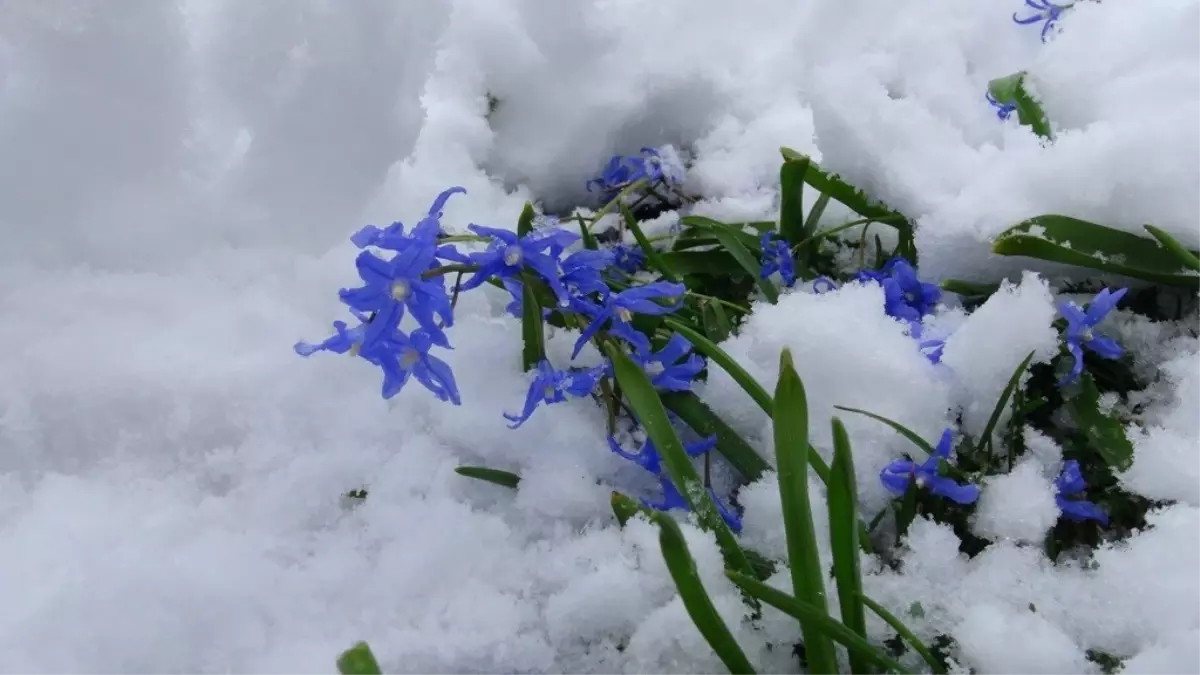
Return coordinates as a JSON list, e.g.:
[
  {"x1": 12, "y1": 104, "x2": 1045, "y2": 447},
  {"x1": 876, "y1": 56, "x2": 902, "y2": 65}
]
[
  {"x1": 634, "y1": 333, "x2": 704, "y2": 392},
  {"x1": 1013, "y1": 0, "x2": 1070, "y2": 42},
  {"x1": 880, "y1": 429, "x2": 980, "y2": 505},
  {"x1": 349, "y1": 186, "x2": 466, "y2": 250},
  {"x1": 857, "y1": 257, "x2": 941, "y2": 332},
  {"x1": 612, "y1": 244, "x2": 646, "y2": 274},
  {"x1": 986, "y1": 91, "x2": 1018, "y2": 121},
  {"x1": 338, "y1": 240, "x2": 455, "y2": 351},
  {"x1": 570, "y1": 281, "x2": 685, "y2": 358},
  {"x1": 609, "y1": 434, "x2": 742, "y2": 532},
  {"x1": 504, "y1": 360, "x2": 606, "y2": 428},
  {"x1": 559, "y1": 248, "x2": 614, "y2": 298},
  {"x1": 1055, "y1": 460, "x2": 1109, "y2": 525},
  {"x1": 456, "y1": 225, "x2": 580, "y2": 307},
  {"x1": 760, "y1": 233, "x2": 797, "y2": 287},
  {"x1": 1058, "y1": 287, "x2": 1127, "y2": 386}
]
